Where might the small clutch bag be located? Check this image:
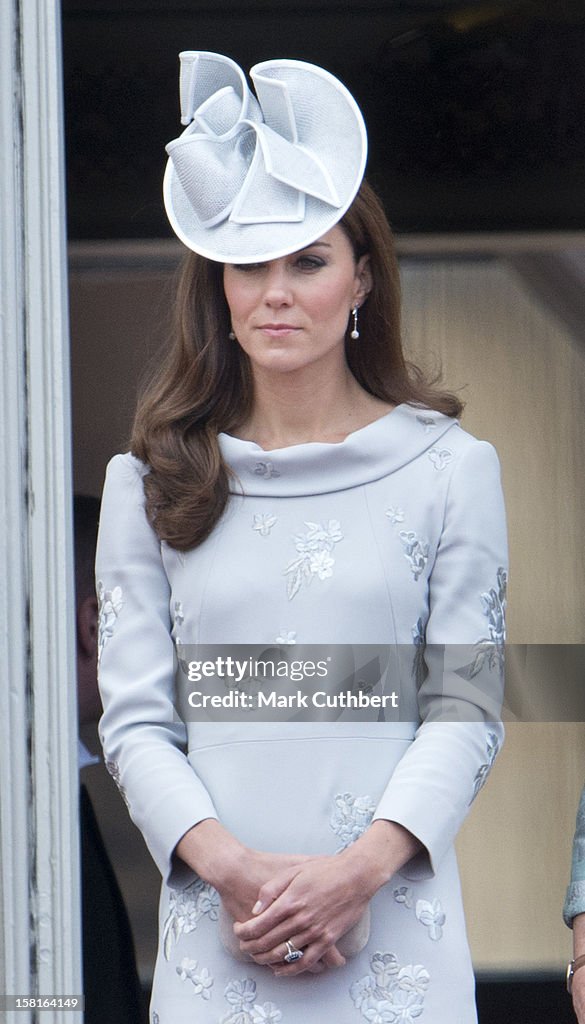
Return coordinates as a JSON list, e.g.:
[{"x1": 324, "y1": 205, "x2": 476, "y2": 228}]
[{"x1": 219, "y1": 902, "x2": 370, "y2": 962}]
